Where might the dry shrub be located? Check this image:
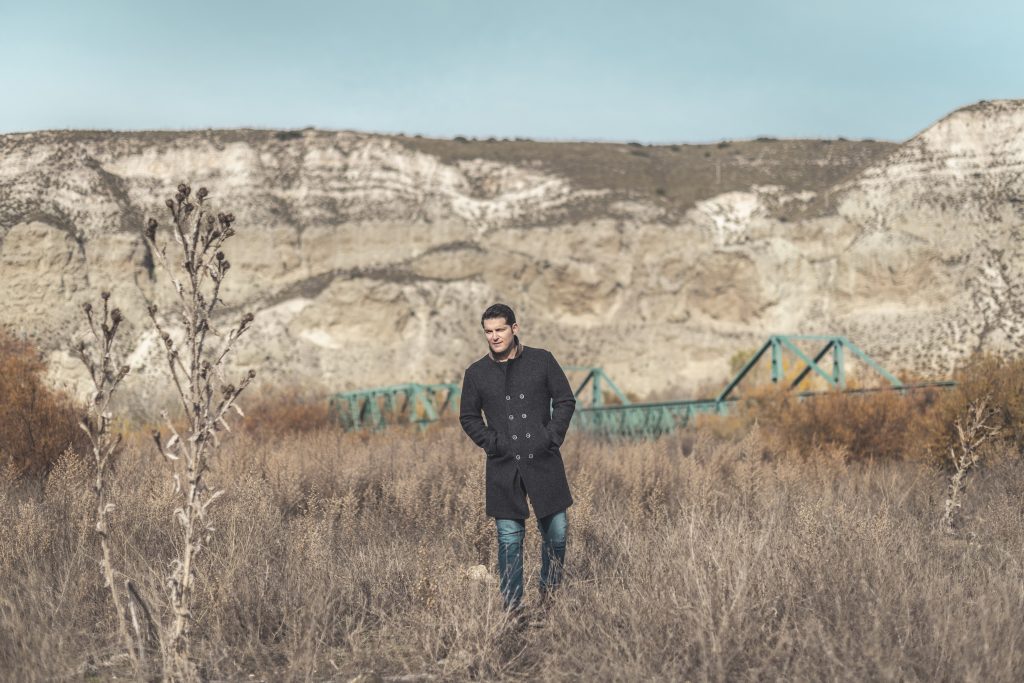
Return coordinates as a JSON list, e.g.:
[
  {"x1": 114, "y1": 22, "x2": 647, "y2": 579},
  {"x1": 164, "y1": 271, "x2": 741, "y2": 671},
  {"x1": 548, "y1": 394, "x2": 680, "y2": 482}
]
[
  {"x1": 697, "y1": 358, "x2": 1024, "y2": 463},
  {"x1": 0, "y1": 330, "x2": 87, "y2": 476},
  {"x1": 693, "y1": 382, "x2": 785, "y2": 441},
  {"x1": 240, "y1": 386, "x2": 334, "y2": 437},
  {"x1": 759, "y1": 386, "x2": 941, "y2": 461},
  {"x1": 915, "y1": 355, "x2": 1024, "y2": 465}
]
